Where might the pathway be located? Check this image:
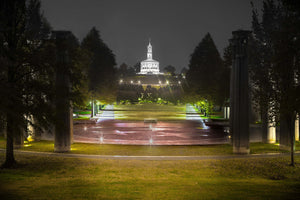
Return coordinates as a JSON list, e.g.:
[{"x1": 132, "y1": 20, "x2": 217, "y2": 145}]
[
  {"x1": 96, "y1": 104, "x2": 115, "y2": 122},
  {"x1": 1, "y1": 149, "x2": 299, "y2": 161},
  {"x1": 186, "y1": 104, "x2": 208, "y2": 129}
]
